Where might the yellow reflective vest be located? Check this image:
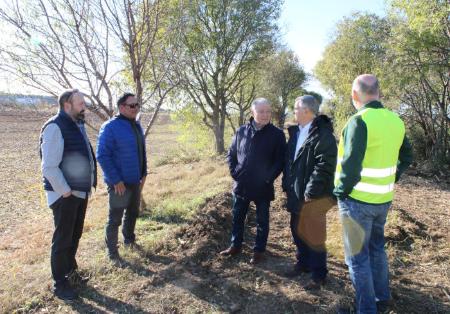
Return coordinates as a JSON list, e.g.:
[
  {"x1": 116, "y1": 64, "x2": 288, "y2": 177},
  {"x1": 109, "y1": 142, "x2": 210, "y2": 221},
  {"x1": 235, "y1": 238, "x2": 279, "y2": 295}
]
[{"x1": 335, "y1": 102, "x2": 406, "y2": 204}]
